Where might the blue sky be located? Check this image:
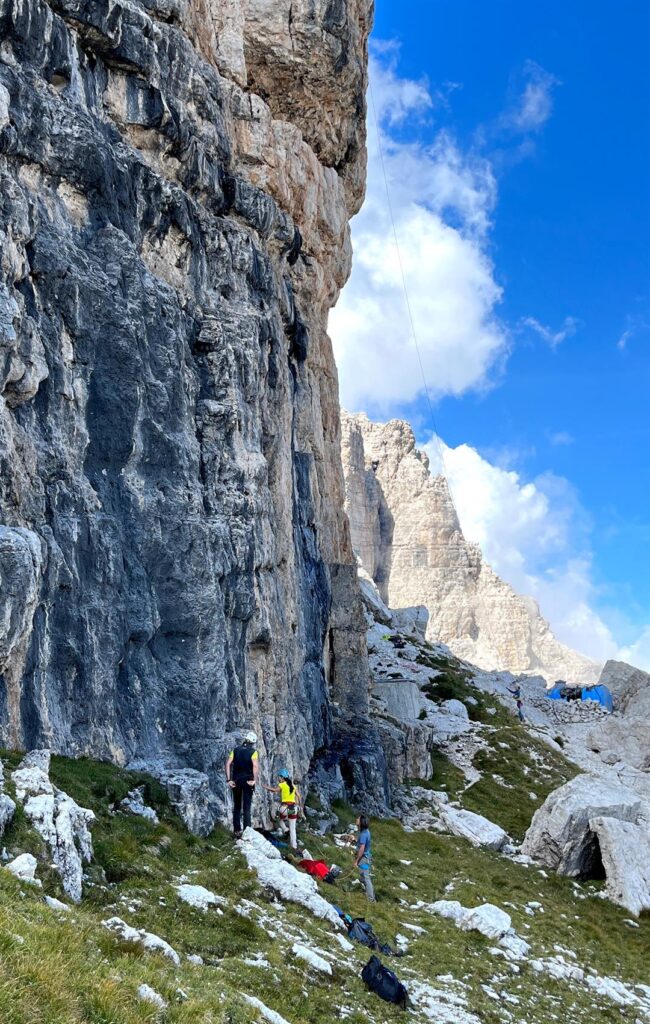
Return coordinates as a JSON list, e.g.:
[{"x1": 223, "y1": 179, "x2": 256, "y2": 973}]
[{"x1": 330, "y1": 1, "x2": 650, "y2": 665}]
